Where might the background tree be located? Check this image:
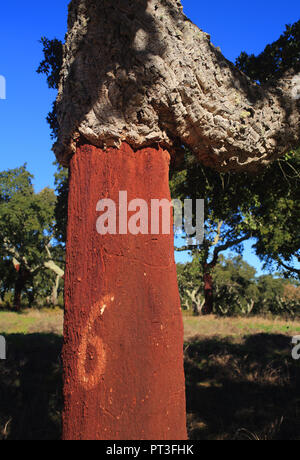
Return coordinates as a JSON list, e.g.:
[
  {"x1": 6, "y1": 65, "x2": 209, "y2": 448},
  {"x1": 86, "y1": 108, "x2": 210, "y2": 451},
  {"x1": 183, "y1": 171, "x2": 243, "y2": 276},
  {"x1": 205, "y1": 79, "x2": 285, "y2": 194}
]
[
  {"x1": 37, "y1": 37, "x2": 63, "y2": 139},
  {"x1": 177, "y1": 254, "x2": 299, "y2": 317},
  {"x1": 236, "y1": 20, "x2": 300, "y2": 83},
  {"x1": 37, "y1": 37, "x2": 68, "y2": 244},
  {"x1": 0, "y1": 166, "x2": 64, "y2": 310},
  {"x1": 171, "y1": 18, "x2": 300, "y2": 313},
  {"x1": 213, "y1": 255, "x2": 258, "y2": 315},
  {"x1": 235, "y1": 20, "x2": 300, "y2": 277},
  {"x1": 177, "y1": 257, "x2": 204, "y2": 315},
  {"x1": 250, "y1": 147, "x2": 300, "y2": 277}
]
